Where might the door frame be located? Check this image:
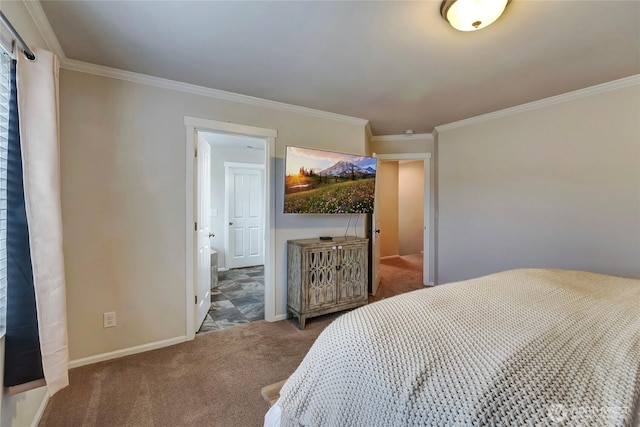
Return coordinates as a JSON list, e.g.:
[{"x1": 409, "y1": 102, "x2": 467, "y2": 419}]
[
  {"x1": 224, "y1": 162, "x2": 266, "y2": 269},
  {"x1": 184, "y1": 116, "x2": 277, "y2": 340},
  {"x1": 375, "y1": 153, "x2": 432, "y2": 286}
]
